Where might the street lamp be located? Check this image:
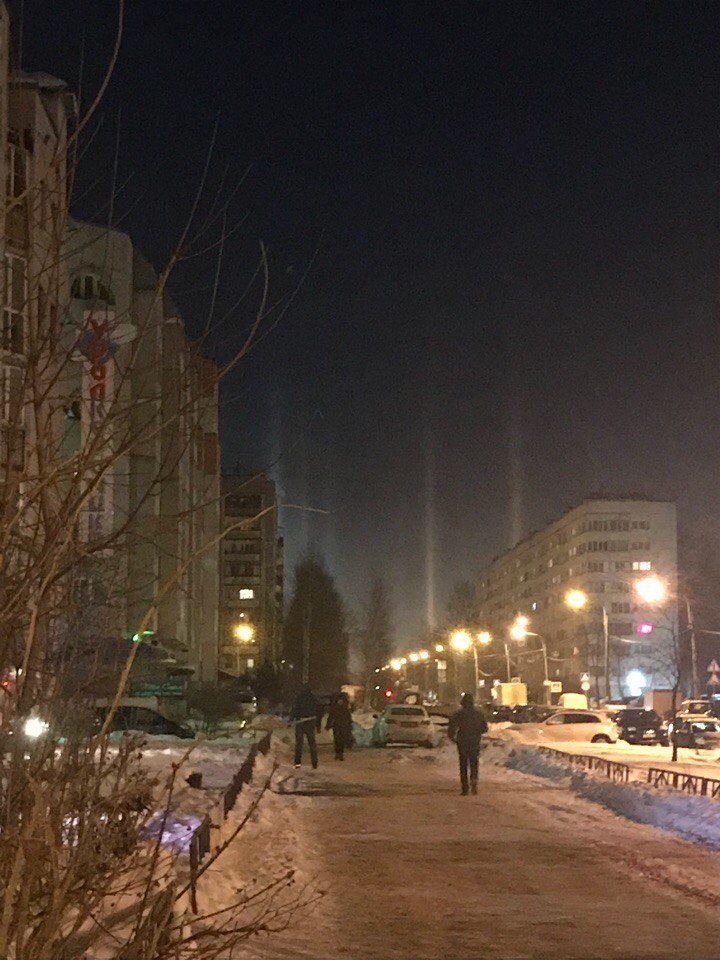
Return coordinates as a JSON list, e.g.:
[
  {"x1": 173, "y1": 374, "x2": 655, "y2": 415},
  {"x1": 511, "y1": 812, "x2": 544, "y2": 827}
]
[
  {"x1": 633, "y1": 575, "x2": 700, "y2": 698},
  {"x1": 565, "y1": 589, "x2": 611, "y2": 701},
  {"x1": 509, "y1": 616, "x2": 551, "y2": 704},
  {"x1": 390, "y1": 658, "x2": 402, "y2": 672},
  {"x1": 450, "y1": 630, "x2": 473, "y2": 652},
  {"x1": 234, "y1": 623, "x2": 255, "y2": 642},
  {"x1": 450, "y1": 629, "x2": 480, "y2": 698},
  {"x1": 635, "y1": 575, "x2": 666, "y2": 605}
]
